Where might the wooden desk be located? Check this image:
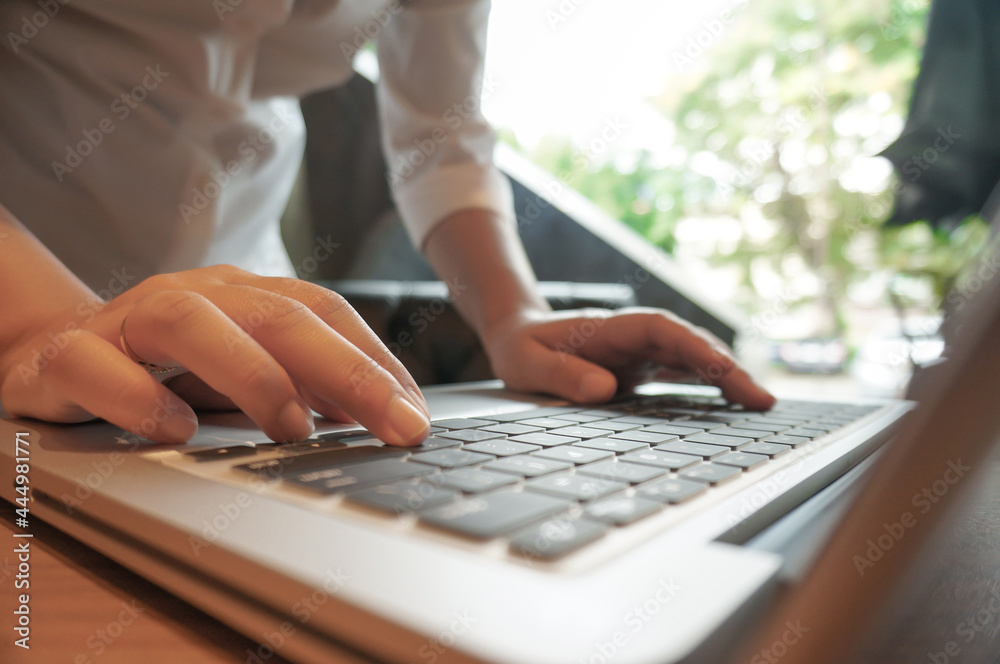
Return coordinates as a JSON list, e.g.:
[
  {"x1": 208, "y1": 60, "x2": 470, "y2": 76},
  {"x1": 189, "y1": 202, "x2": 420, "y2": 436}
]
[{"x1": 2, "y1": 459, "x2": 999, "y2": 664}]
